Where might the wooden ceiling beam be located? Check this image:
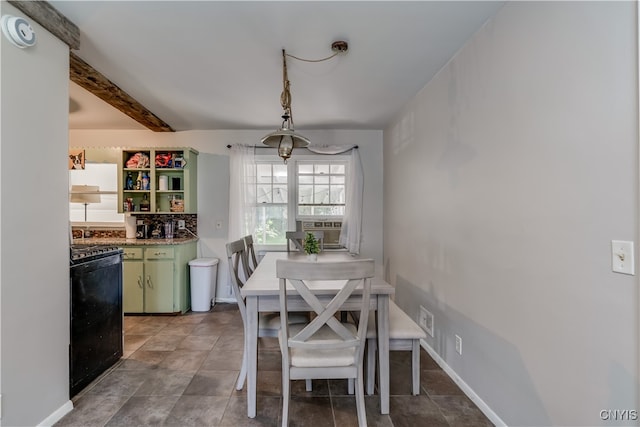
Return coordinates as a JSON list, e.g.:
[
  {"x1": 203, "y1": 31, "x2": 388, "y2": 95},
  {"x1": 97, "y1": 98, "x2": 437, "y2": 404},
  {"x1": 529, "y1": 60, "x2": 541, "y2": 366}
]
[
  {"x1": 9, "y1": 1, "x2": 174, "y2": 132},
  {"x1": 70, "y1": 52, "x2": 175, "y2": 132}
]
